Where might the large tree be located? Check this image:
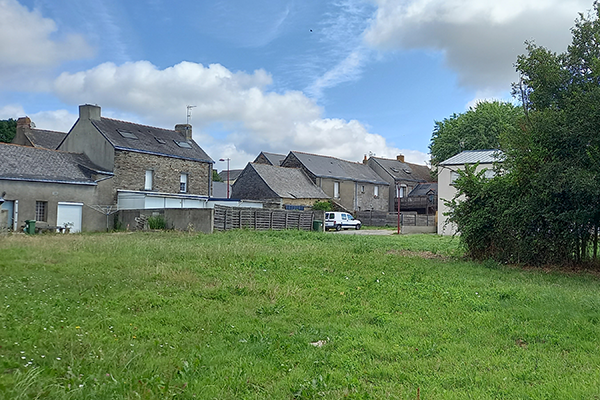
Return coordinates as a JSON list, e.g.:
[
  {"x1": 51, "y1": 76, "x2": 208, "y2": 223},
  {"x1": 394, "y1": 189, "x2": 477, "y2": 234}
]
[
  {"x1": 429, "y1": 101, "x2": 522, "y2": 167},
  {"x1": 448, "y1": 2, "x2": 600, "y2": 265},
  {"x1": 0, "y1": 119, "x2": 17, "y2": 143}
]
